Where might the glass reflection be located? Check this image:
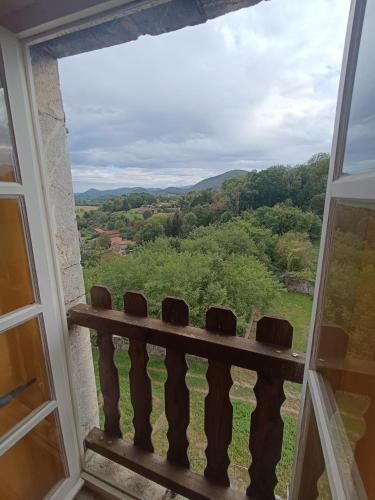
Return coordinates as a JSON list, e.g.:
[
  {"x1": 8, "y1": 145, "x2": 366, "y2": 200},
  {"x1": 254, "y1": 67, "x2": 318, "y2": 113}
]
[
  {"x1": 317, "y1": 202, "x2": 375, "y2": 497},
  {"x1": 0, "y1": 78, "x2": 17, "y2": 182},
  {"x1": 298, "y1": 395, "x2": 332, "y2": 500},
  {"x1": 0, "y1": 412, "x2": 66, "y2": 499},
  {"x1": 0, "y1": 318, "x2": 51, "y2": 437},
  {"x1": 342, "y1": 0, "x2": 375, "y2": 175},
  {"x1": 0, "y1": 197, "x2": 34, "y2": 315}
]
